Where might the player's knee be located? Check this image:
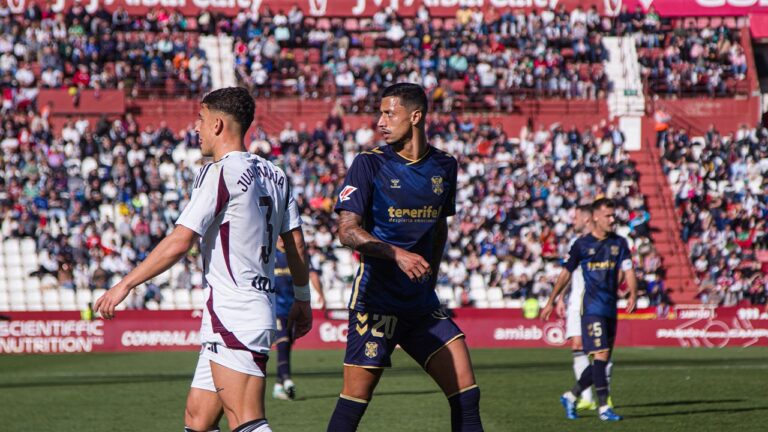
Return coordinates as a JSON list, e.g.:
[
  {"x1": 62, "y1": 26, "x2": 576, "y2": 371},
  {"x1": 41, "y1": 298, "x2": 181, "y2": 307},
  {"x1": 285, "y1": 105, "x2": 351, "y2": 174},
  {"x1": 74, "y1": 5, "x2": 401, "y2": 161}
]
[
  {"x1": 185, "y1": 405, "x2": 221, "y2": 432},
  {"x1": 593, "y1": 351, "x2": 610, "y2": 361}
]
